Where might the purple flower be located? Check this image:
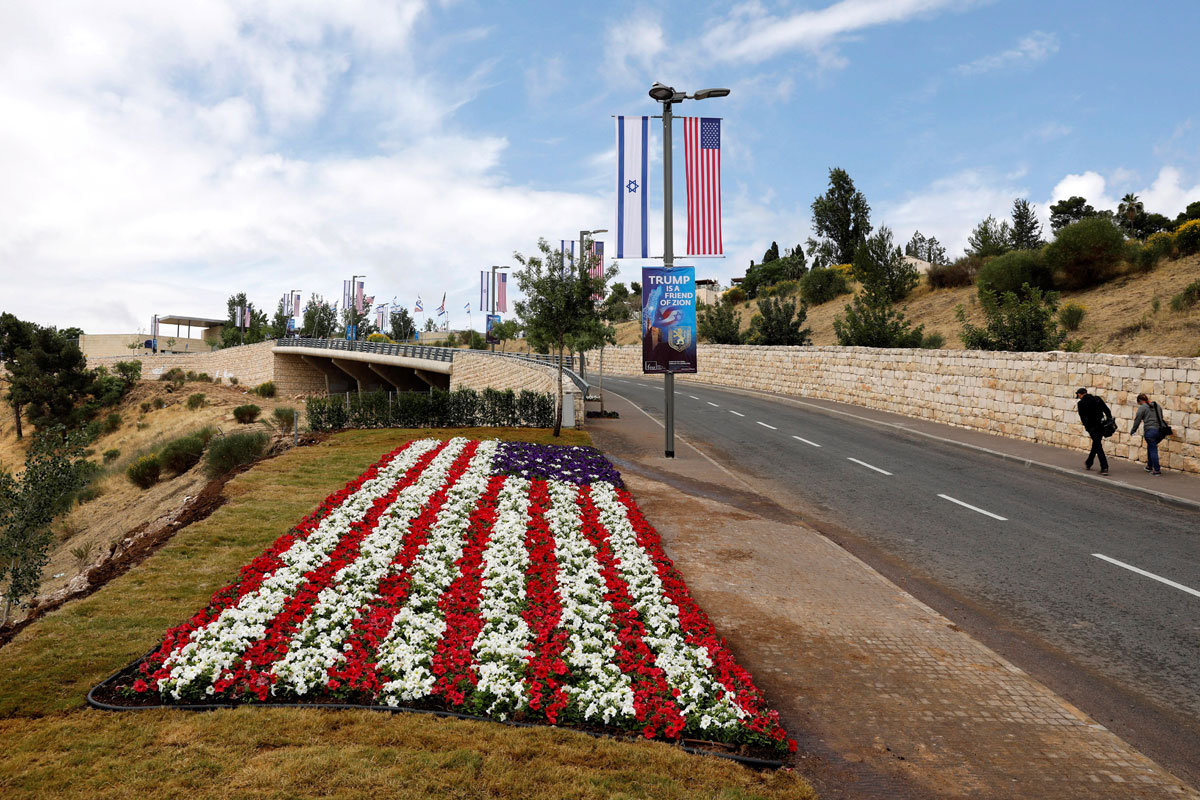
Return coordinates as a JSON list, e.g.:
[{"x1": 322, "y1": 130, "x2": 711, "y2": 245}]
[{"x1": 491, "y1": 441, "x2": 624, "y2": 487}]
